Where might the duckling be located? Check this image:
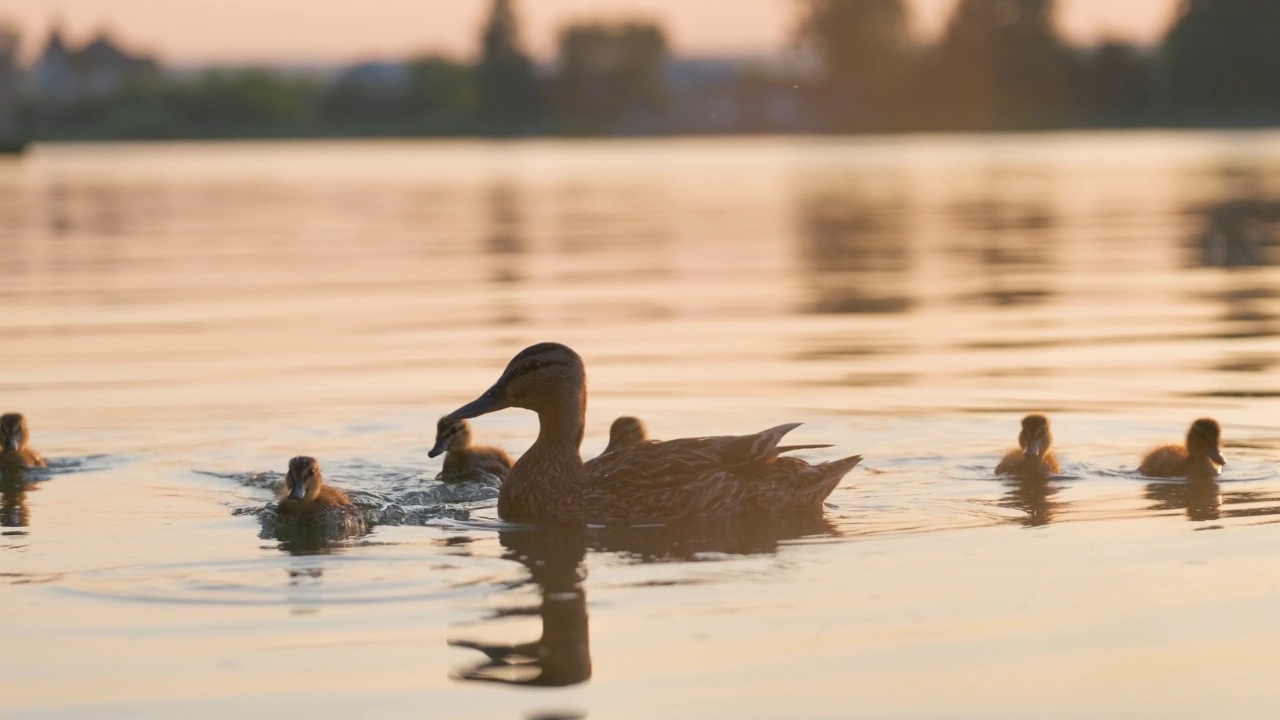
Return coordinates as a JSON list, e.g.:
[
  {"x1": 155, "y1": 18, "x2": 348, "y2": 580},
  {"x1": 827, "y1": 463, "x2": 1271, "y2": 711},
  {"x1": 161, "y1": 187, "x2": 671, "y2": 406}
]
[
  {"x1": 995, "y1": 414, "x2": 1060, "y2": 476},
  {"x1": 0, "y1": 413, "x2": 45, "y2": 469},
  {"x1": 428, "y1": 418, "x2": 513, "y2": 482},
  {"x1": 1139, "y1": 418, "x2": 1225, "y2": 478},
  {"x1": 439, "y1": 342, "x2": 862, "y2": 523},
  {"x1": 603, "y1": 416, "x2": 648, "y2": 455},
  {"x1": 276, "y1": 456, "x2": 356, "y2": 519}
]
